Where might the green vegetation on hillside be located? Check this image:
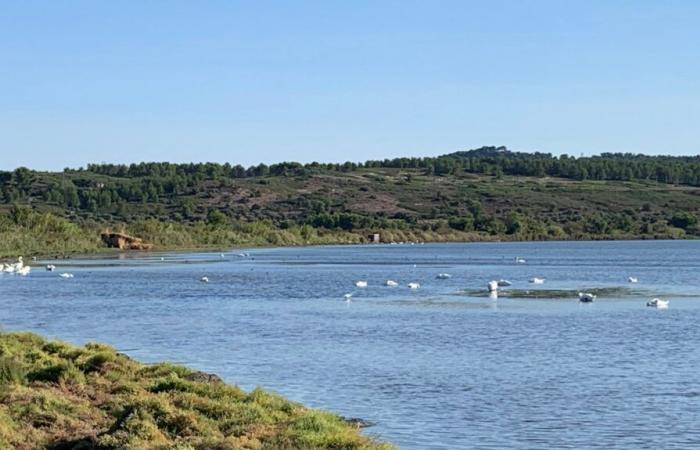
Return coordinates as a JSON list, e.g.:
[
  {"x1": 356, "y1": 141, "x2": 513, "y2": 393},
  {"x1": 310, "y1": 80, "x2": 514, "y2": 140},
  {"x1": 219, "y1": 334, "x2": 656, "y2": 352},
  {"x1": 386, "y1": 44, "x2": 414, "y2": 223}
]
[
  {"x1": 2, "y1": 147, "x2": 700, "y2": 256},
  {"x1": 0, "y1": 331, "x2": 392, "y2": 450}
]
